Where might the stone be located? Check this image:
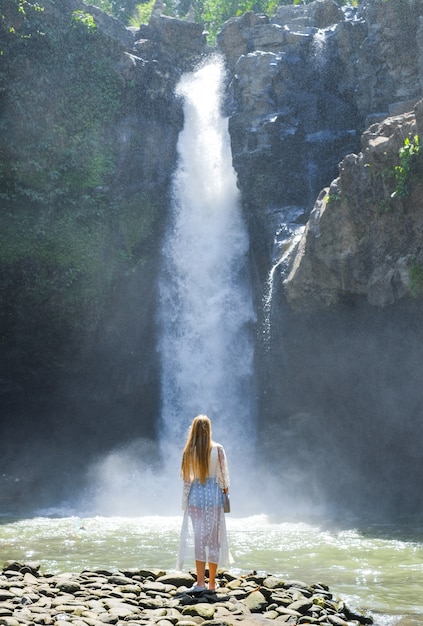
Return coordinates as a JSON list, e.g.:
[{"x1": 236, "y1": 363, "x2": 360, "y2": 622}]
[
  {"x1": 106, "y1": 576, "x2": 134, "y2": 586},
  {"x1": 138, "y1": 597, "x2": 164, "y2": 609},
  {"x1": 136, "y1": 15, "x2": 206, "y2": 69},
  {"x1": 107, "y1": 606, "x2": 137, "y2": 618},
  {"x1": 225, "y1": 579, "x2": 243, "y2": 590},
  {"x1": 263, "y1": 576, "x2": 286, "y2": 590},
  {"x1": 327, "y1": 616, "x2": 349, "y2": 626},
  {"x1": 288, "y1": 600, "x2": 313, "y2": 614},
  {"x1": 284, "y1": 102, "x2": 423, "y2": 310},
  {"x1": 2, "y1": 563, "x2": 24, "y2": 573},
  {"x1": 0, "y1": 591, "x2": 16, "y2": 601},
  {"x1": 157, "y1": 574, "x2": 194, "y2": 587},
  {"x1": 244, "y1": 590, "x2": 268, "y2": 613},
  {"x1": 182, "y1": 604, "x2": 216, "y2": 619},
  {"x1": 23, "y1": 573, "x2": 39, "y2": 586}
]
